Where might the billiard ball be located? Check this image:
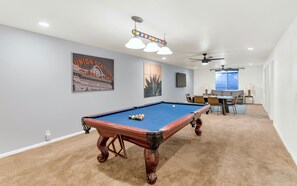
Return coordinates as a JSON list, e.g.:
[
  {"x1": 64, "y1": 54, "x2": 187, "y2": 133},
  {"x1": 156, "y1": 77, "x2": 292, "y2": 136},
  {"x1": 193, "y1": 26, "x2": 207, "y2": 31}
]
[{"x1": 172, "y1": 105, "x2": 175, "y2": 108}]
